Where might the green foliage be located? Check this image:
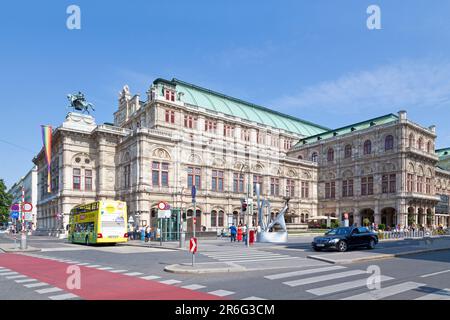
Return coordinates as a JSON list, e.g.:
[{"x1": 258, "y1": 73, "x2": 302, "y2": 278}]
[
  {"x1": 0, "y1": 179, "x2": 13, "y2": 223},
  {"x1": 378, "y1": 223, "x2": 386, "y2": 231},
  {"x1": 331, "y1": 221, "x2": 340, "y2": 229},
  {"x1": 363, "y1": 218, "x2": 371, "y2": 227}
]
